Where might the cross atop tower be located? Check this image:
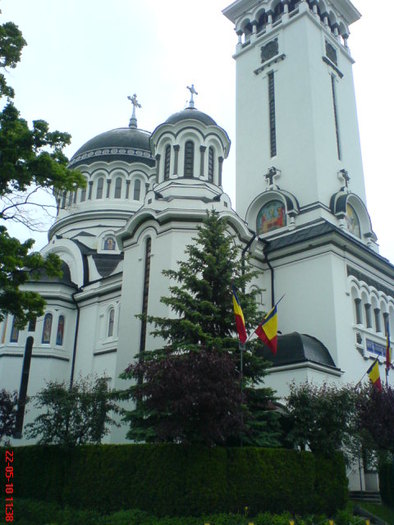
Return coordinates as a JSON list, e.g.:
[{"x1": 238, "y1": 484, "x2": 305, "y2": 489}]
[
  {"x1": 186, "y1": 84, "x2": 198, "y2": 108},
  {"x1": 128, "y1": 94, "x2": 141, "y2": 128}
]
